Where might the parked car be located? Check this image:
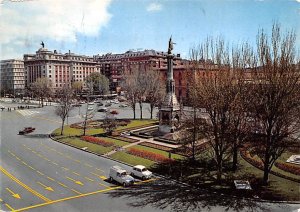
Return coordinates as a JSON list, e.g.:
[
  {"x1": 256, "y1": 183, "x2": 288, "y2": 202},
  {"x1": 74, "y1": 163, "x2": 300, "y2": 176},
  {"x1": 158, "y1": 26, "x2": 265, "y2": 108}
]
[
  {"x1": 109, "y1": 166, "x2": 134, "y2": 187},
  {"x1": 87, "y1": 106, "x2": 94, "y2": 111},
  {"x1": 105, "y1": 102, "x2": 112, "y2": 107},
  {"x1": 119, "y1": 103, "x2": 128, "y2": 108},
  {"x1": 19, "y1": 127, "x2": 35, "y2": 135},
  {"x1": 131, "y1": 165, "x2": 152, "y2": 180},
  {"x1": 97, "y1": 102, "x2": 104, "y2": 106},
  {"x1": 97, "y1": 107, "x2": 108, "y2": 112}
]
